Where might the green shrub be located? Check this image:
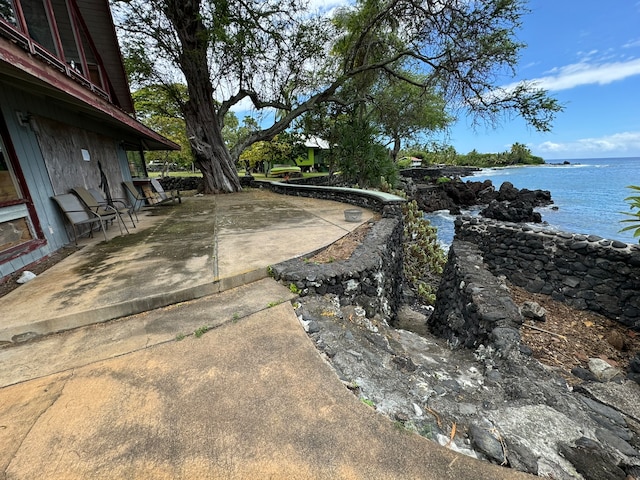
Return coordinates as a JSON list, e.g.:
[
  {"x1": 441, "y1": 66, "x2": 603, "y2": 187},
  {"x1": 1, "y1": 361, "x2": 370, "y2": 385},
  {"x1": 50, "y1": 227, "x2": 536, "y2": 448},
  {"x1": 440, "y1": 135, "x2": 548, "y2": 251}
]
[
  {"x1": 402, "y1": 200, "x2": 446, "y2": 305},
  {"x1": 396, "y1": 157, "x2": 413, "y2": 169},
  {"x1": 620, "y1": 185, "x2": 640, "y2": 241}
]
